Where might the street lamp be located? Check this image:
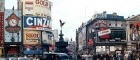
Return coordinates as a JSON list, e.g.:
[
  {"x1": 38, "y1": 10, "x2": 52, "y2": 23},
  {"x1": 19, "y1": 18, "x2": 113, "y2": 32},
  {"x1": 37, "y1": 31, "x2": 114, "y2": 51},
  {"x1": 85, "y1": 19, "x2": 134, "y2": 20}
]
[{"x1": 17, "y1": 32, "x2": 19, "y2": 57}]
